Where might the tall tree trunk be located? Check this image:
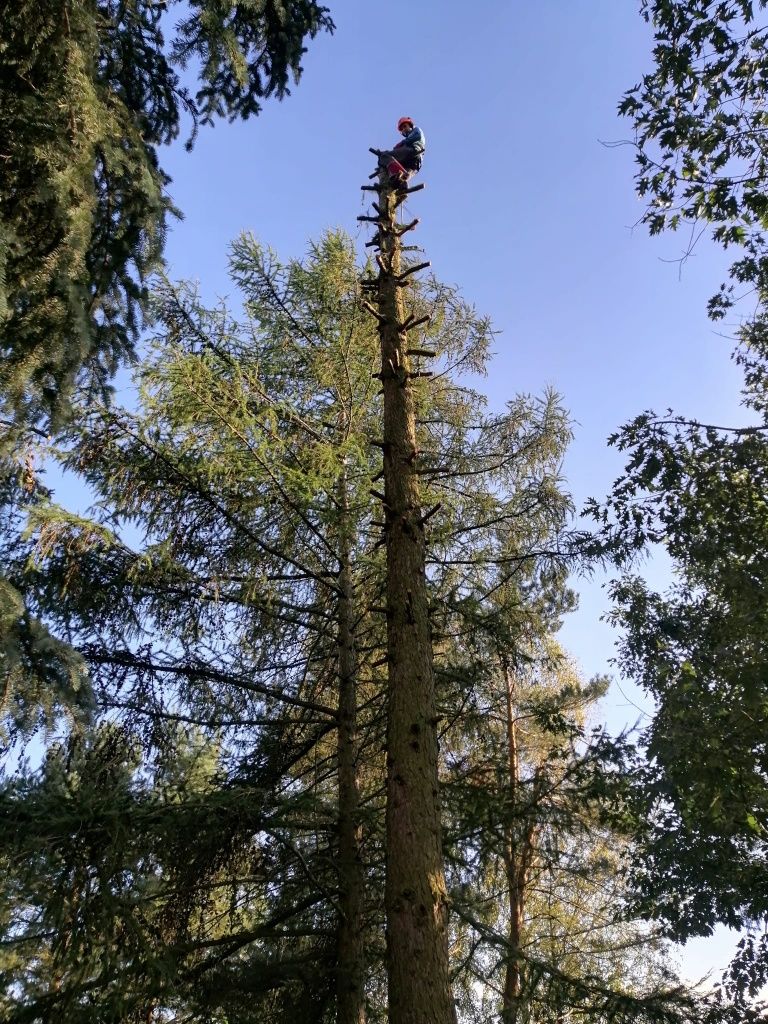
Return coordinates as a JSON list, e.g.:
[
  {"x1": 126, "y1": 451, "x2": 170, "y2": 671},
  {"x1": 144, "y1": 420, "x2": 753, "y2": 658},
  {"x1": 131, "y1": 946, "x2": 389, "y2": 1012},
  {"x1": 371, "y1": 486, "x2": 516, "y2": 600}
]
[
  {"x1": 501, "y1": 665, "x2": 537, "y2": 1024},
  {"x1": 368, "y1": 175, "x2": 456, "y2": 1024},
  {"x1": 336, "y1": 466, "x2": 366, "y2": 1024},
  {"x1": 502, "y1": 665, "x2": 523, "y2": 1024}
]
